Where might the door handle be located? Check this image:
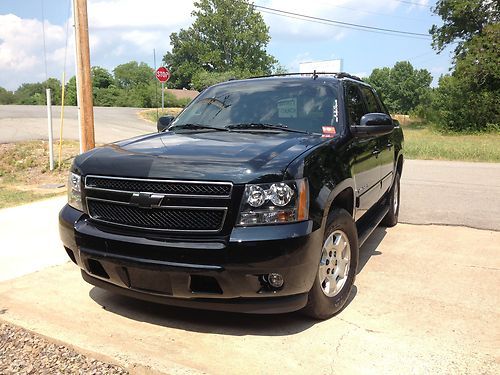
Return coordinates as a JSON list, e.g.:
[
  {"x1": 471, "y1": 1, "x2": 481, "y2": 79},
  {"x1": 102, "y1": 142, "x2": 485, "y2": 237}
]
[
  {"x1": 387, "y1": 143, "x2": 393, "y2": 150},
  {"x1": 372, "y1": 149, "x2": 381, "y2": 156}
]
